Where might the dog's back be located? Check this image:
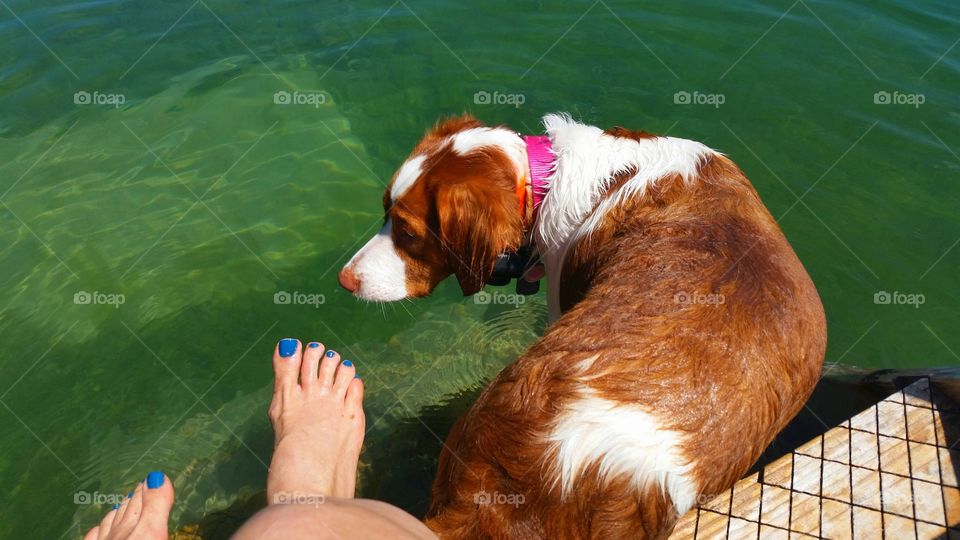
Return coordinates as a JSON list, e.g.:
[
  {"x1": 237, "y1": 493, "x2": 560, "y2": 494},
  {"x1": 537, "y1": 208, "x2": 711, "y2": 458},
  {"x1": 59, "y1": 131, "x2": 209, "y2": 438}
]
[{"x1": 425, "y1": 151, "x2": 826, "y2": 539}]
